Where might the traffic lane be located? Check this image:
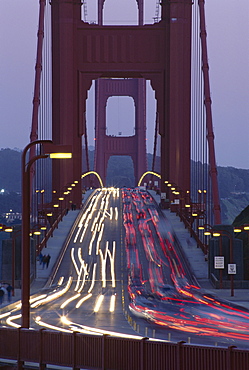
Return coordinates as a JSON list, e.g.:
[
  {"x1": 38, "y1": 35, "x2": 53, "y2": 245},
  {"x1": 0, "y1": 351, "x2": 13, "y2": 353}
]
[
  {"x1": 31, "y1": 188, "x2": 136, "y2": 335},
  {"x1": 123, "y1": 189, "x2": 249, "y2": 347},
  {"x1": 3, "y1": 188, "x2": 130, "y2": 333}
]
